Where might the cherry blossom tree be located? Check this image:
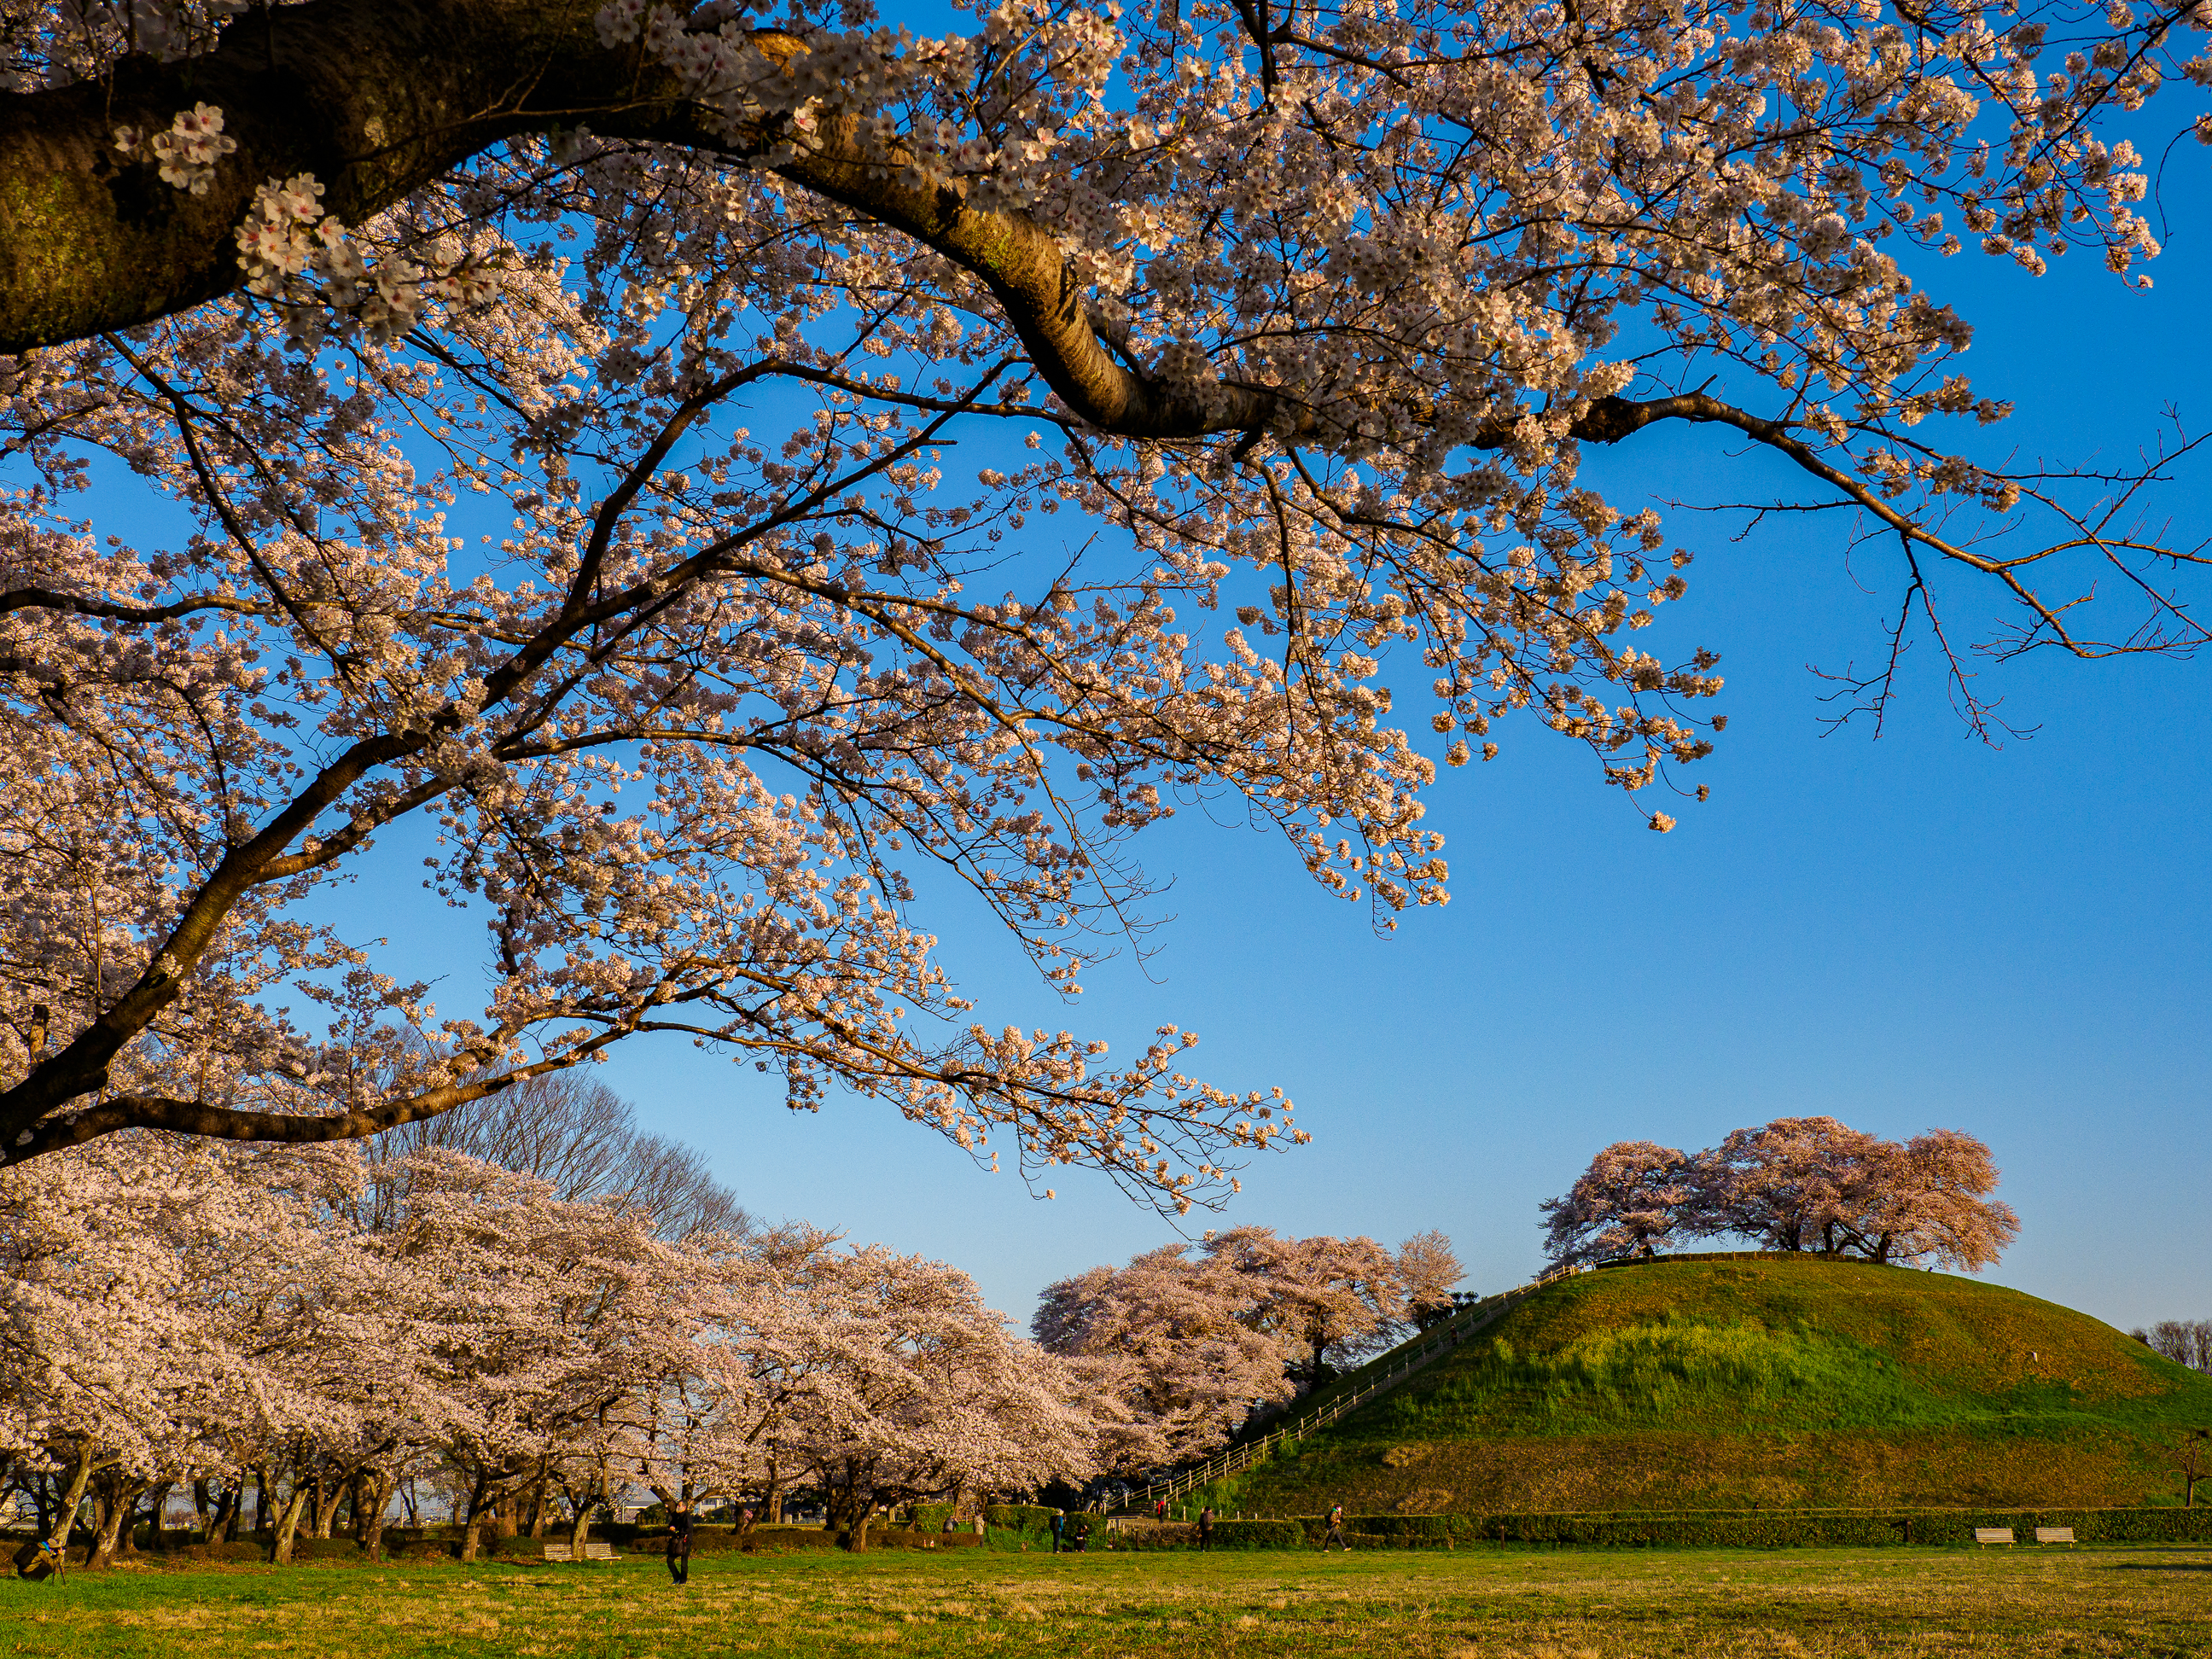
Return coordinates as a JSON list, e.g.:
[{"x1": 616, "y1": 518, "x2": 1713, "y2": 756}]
[
  {"x1": 1837, "y1": 1127, "x2": 2020, "y2": 1269},
  {"x1": 0, "y1": 1137, "x2": 358, "y2": 1566},
  {"x1": 0, "y1": 1132, "x2": 1104, "y2": 1563},
  {"x1": 775, "y1": 1244, "x2": 1096, "y2": 1545},
  {"x1": 1201, "y1": 1224, "x2": 1462, "y2": 1385},
  {"x1": 1689, "y1": 1115, "x2": 1889, "y2": 1254},
  {"x1": 1037, "y1": 1224, "x2": 1460, "y2": 1462},
  {"x1": 1033, "y1": 1243, "x2": 1295, "y2": 1467},
  {"x1": 1541, "y1": 1118, "x2": 2019, "y2": 1269},
  {"x1": 3, "y1": 0, "x2": 2209, "y2": 1204},
  {"x1": 1540, "y1": 1140, "x2": 1697, "y2": 1266}
]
